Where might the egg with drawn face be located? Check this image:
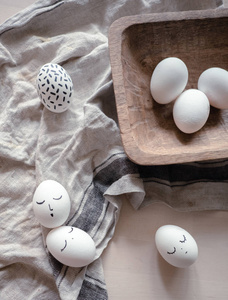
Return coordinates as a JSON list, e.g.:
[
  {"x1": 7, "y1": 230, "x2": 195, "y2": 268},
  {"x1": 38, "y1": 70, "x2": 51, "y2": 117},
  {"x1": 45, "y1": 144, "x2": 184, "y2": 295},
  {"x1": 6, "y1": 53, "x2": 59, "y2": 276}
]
[
  {"x1": 46, "y1": 226, "x2": 96, "y2": 267},
  {"x1": 33, "y1": 180, "x2": 71, "y2": 228},
  {"x1": 155, "y1": 225, "x2": 198, "y2": 268}
]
